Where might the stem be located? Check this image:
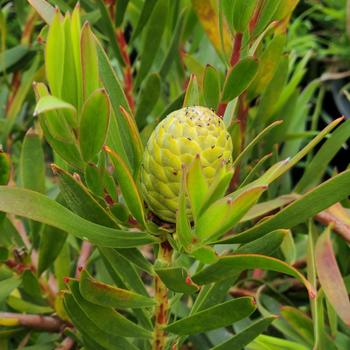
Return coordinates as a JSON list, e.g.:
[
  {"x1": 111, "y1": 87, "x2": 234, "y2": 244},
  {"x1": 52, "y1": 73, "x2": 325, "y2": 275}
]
[
  {"x1": 153, "y1": 241, "x2": 172, "y2": 350},
  {"x1": 230, "y1": 32, "x2": 242, "y2": 67},
  {"x1": 0, "y1": 312, "x2": 65, "y2": 332}
]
